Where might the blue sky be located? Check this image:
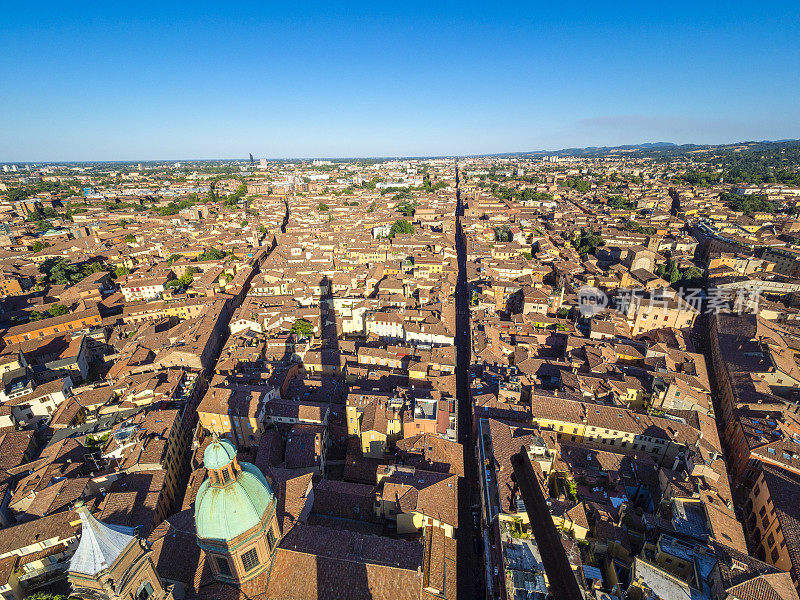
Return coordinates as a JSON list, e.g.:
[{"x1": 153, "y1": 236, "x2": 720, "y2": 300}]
[{"x1": 1, "y1": 1, "x2": 799, "y2": 160}]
